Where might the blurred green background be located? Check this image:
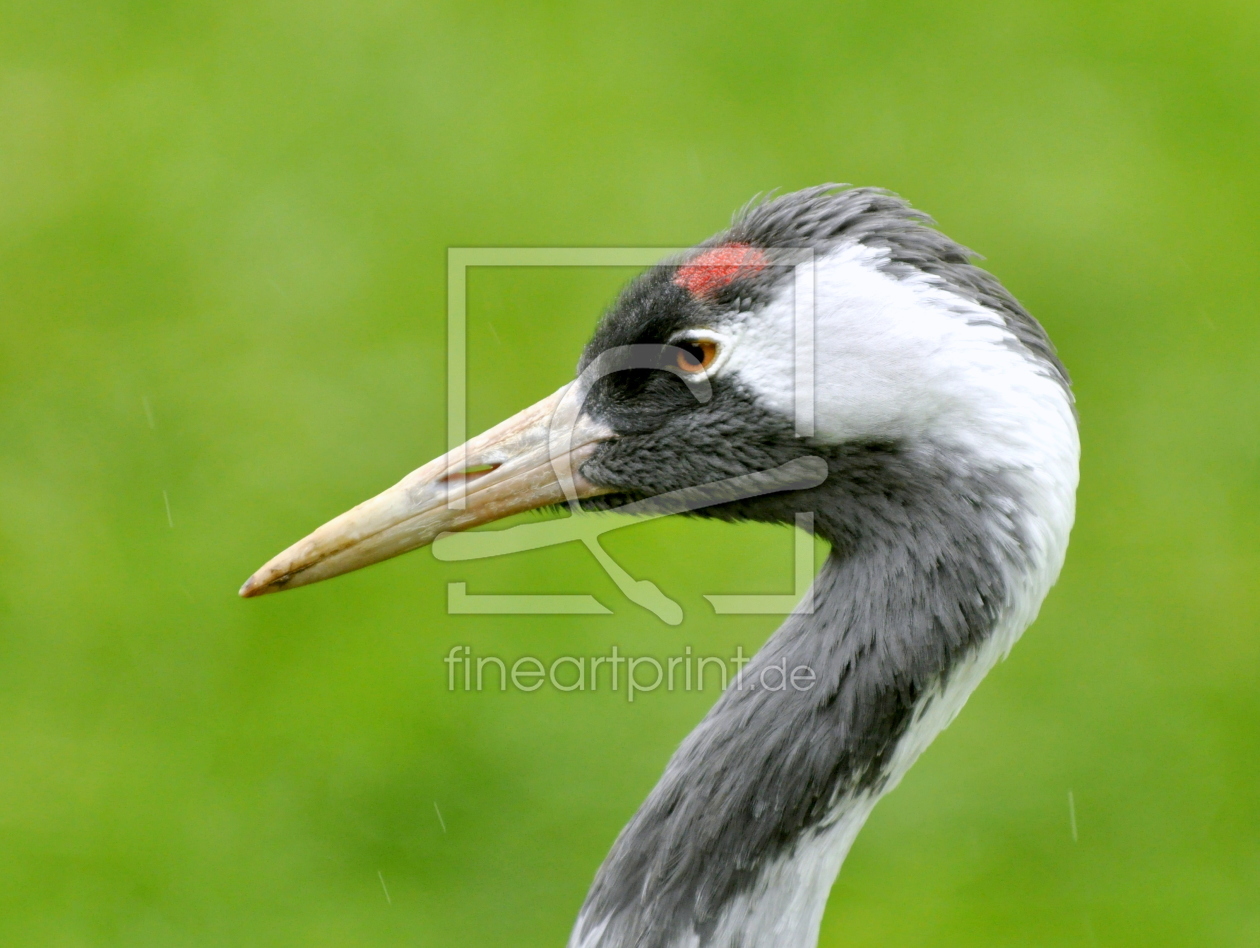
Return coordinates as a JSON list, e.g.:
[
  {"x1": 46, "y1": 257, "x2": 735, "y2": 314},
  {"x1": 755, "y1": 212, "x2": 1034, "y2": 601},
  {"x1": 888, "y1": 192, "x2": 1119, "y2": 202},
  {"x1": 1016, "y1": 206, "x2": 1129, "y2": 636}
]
[{"x1": 2, "y1": 1, "x2": 1258, "y2": 945}]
